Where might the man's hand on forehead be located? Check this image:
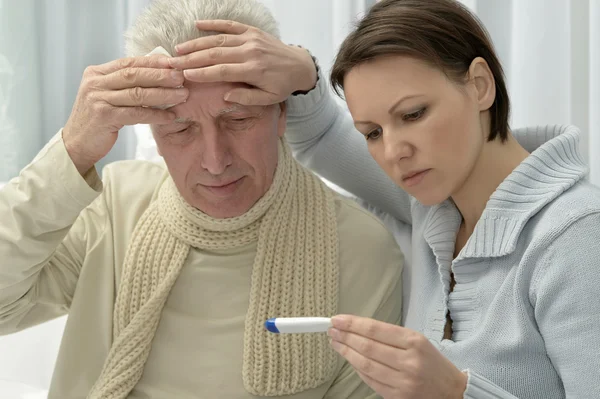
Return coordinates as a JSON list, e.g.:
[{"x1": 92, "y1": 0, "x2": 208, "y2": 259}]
[{"x1": 62, "y1": 53, "x2": 190, "y2": 175}]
